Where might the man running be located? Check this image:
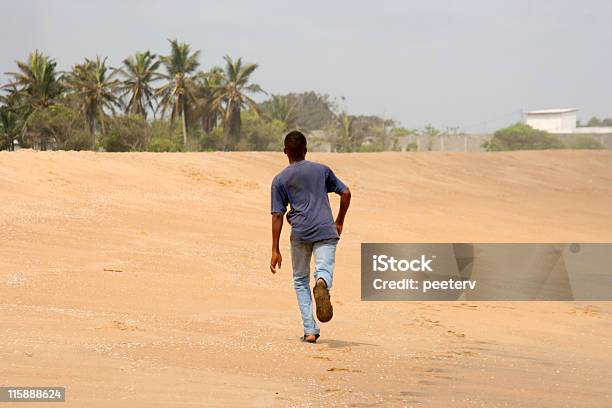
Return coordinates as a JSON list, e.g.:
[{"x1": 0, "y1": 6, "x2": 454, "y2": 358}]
[{"x1": 270, "y1": 131, "x2": 351, "y2": 343}]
